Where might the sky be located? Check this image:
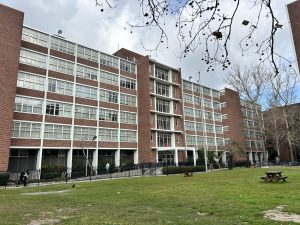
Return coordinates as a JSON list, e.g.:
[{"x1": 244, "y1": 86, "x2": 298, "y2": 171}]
[{"x1": 1, "y1": 0, "x2": 298, "y2": 91}]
